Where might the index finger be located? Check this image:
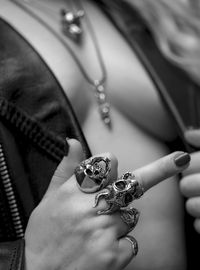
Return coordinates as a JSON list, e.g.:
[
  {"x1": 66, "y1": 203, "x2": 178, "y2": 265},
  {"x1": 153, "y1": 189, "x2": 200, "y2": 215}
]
[{"x1": 132, "y1": 151, "x2": 191, "y2": 192}]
